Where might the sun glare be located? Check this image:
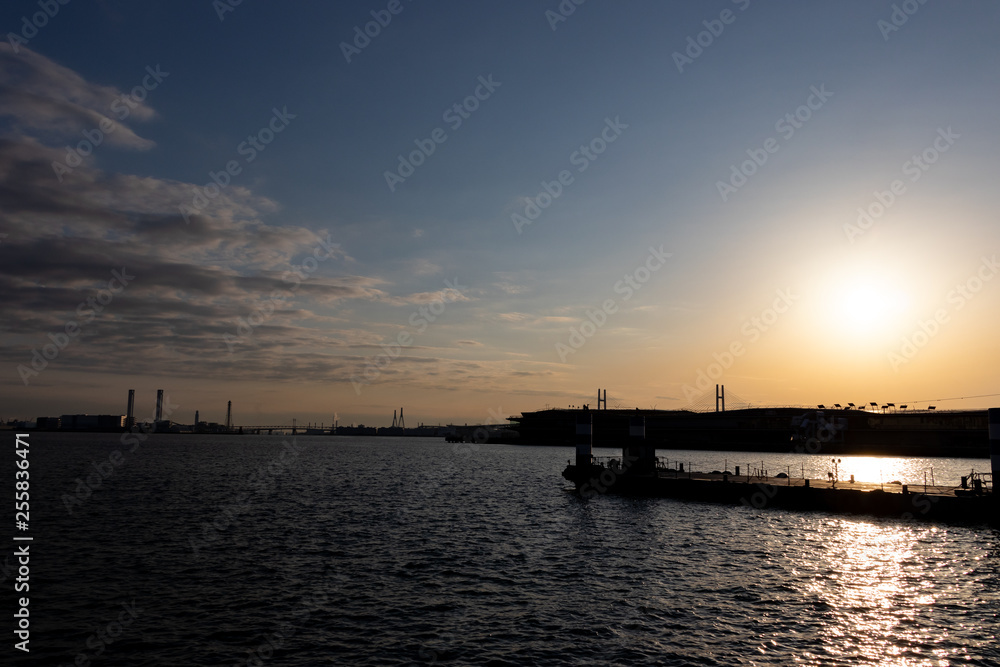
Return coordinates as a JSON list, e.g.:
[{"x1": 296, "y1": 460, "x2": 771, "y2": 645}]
[
  {"x1": 841, "y1": 284, "x2": 905, "y2": 332},
  {"x1": 827, "y1": 272, "x2": 912, "y2": 340}
]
